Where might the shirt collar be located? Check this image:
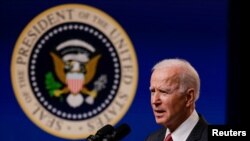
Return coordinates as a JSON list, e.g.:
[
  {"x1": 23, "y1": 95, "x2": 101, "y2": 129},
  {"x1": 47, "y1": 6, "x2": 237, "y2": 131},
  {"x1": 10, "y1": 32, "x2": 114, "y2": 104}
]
[{"x1": 165, "y1": 110, "x2": 199, "y2": 141}]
